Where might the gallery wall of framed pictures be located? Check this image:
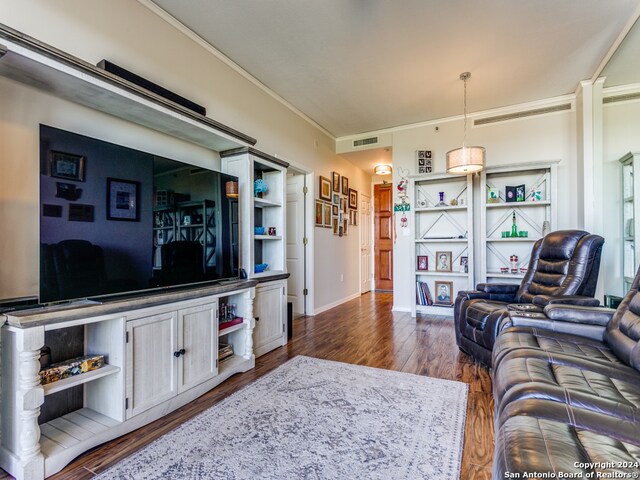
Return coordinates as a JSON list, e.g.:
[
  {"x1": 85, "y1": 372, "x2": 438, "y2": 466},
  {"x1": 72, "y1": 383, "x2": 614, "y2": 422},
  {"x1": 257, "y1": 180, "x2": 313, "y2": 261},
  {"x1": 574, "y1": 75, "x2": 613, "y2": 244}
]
[{"x1": 316, "y1": 172, "x2": 359, "y2": 236}]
